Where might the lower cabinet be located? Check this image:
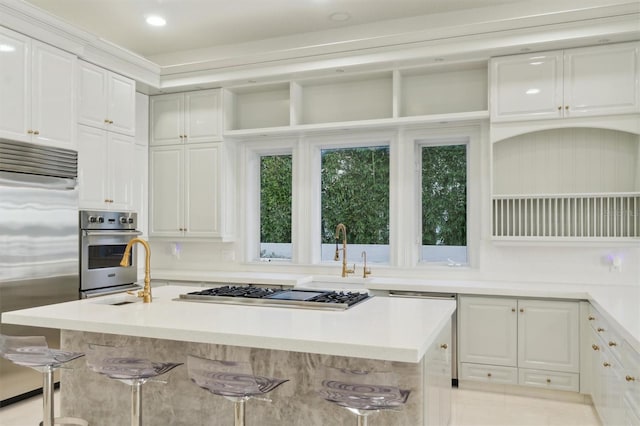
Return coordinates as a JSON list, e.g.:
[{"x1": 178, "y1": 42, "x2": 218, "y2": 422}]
[
  {"x1": 458, "y1": 296, "x2": 580, "y2": 392},
  {"x1": 587, "y1": 304, "x2": 640, "y2": 425},
  {"x1": 424, "y1": 317, "x2": 452, "y2": 426}
]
